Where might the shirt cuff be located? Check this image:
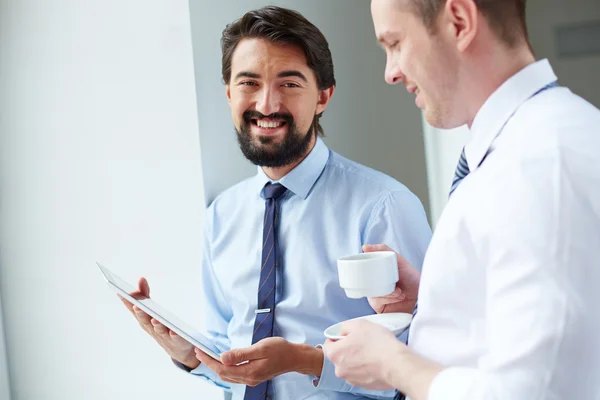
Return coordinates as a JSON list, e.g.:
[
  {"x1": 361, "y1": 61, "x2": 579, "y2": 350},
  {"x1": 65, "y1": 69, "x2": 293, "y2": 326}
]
[
  {"x1": 172, "y1": 358, "x2": 194, "y2": 372},
  {"x1": 312, "y1": 345, "x2": 349, "y2": 391},
  {"x1": 171, "y1": 358, "x2": 231, "y2": 390}
]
